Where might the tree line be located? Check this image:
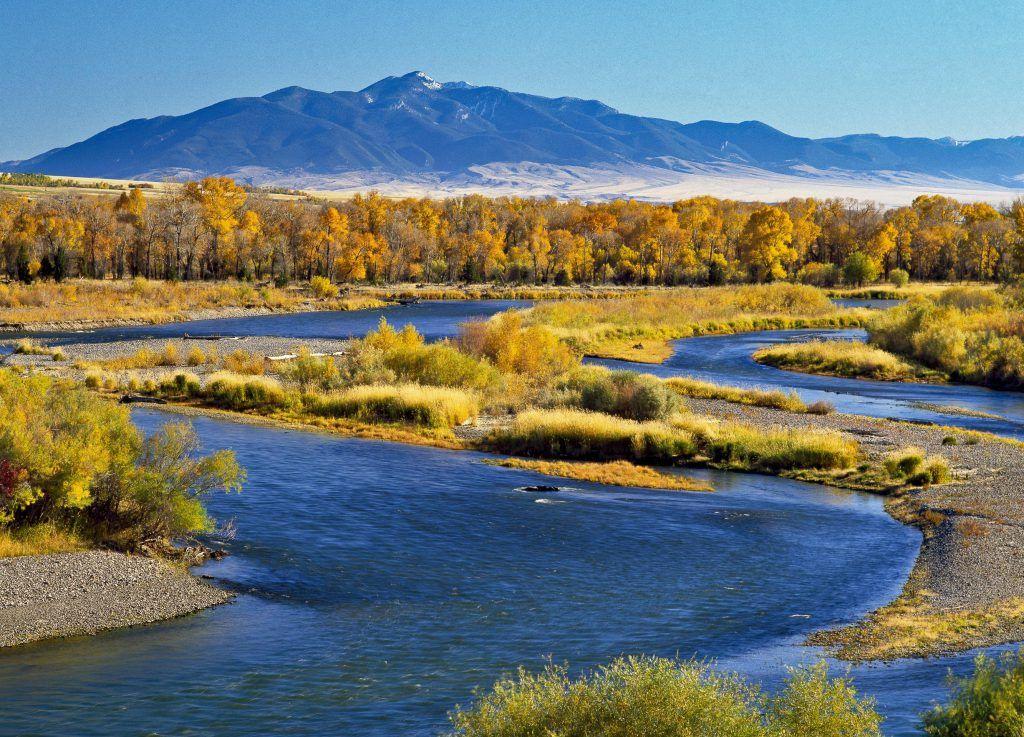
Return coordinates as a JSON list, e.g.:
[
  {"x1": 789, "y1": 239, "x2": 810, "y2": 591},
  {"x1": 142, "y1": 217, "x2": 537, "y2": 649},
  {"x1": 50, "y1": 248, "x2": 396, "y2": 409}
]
[{"x1": 2, "y1": 176, "x2": 1024, "y2": 285}]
